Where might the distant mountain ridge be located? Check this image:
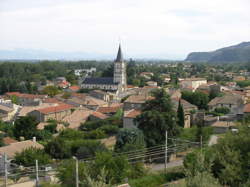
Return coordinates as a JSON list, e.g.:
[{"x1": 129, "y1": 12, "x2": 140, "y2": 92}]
[{"x1": 185, "y1": 42, "x2": 250, "y2": 63}]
